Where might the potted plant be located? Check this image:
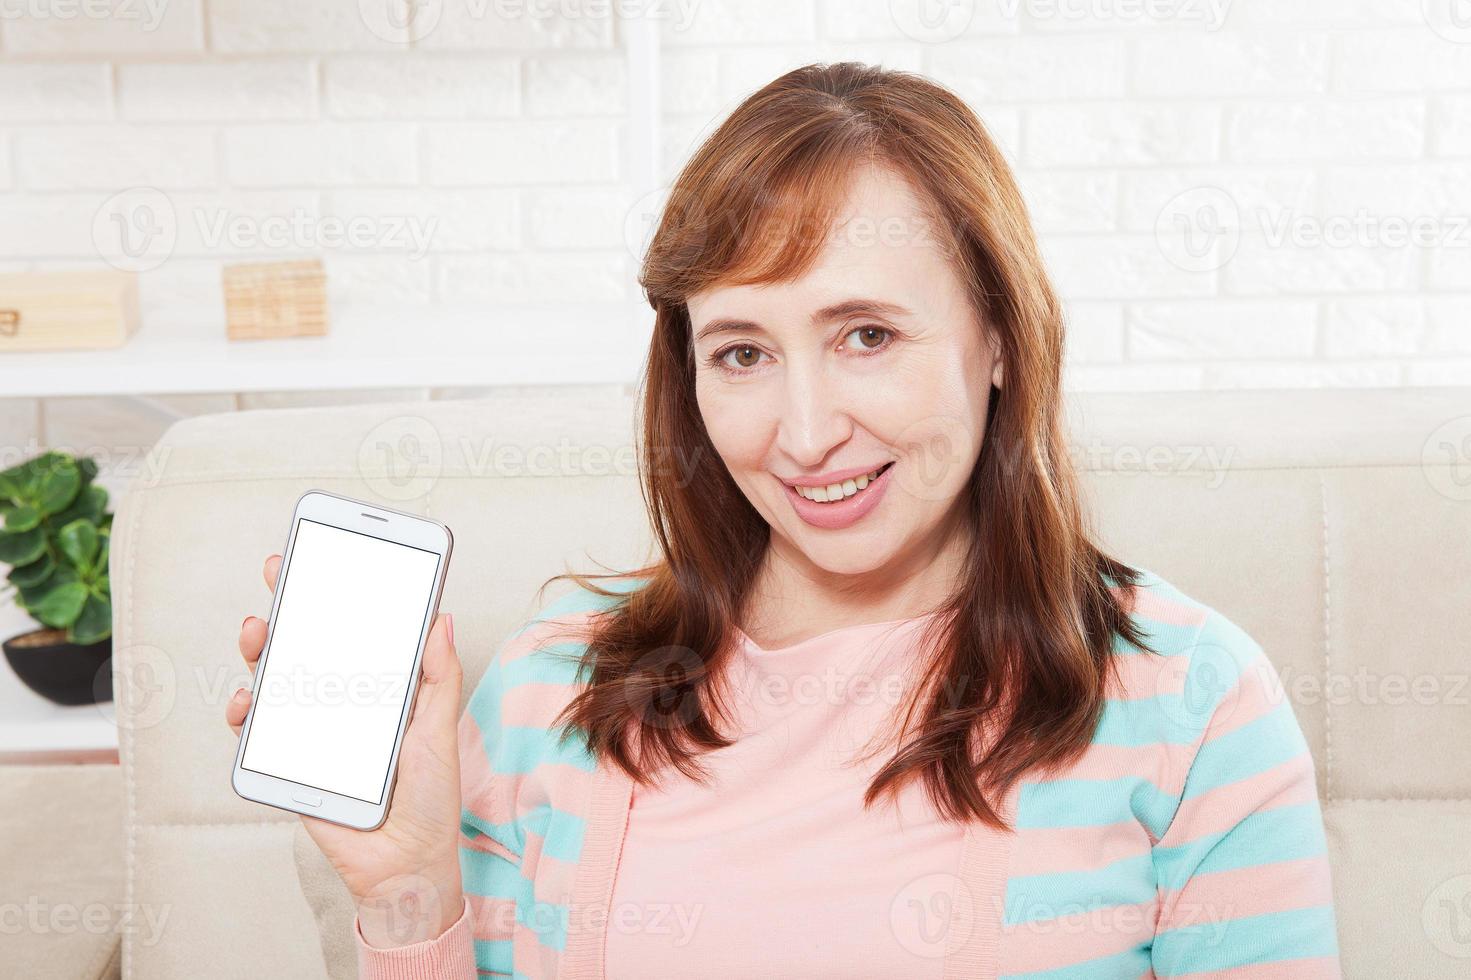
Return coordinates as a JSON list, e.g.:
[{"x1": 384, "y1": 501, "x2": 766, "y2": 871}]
[{"x1": 0, "y1": 451, "x2": 114, "y2": 706}]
